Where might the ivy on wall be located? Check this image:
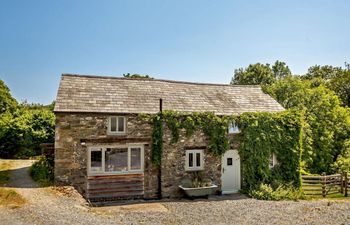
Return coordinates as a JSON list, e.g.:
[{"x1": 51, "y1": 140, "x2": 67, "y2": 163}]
[
  {"x1": 145, "y1": 109, "x2": 303, "y2": 190},
  {"x1": 151, "y1": 114, "x2": 163, "y2": 167},
  {"x1": 142, "y1": 111, "x2": 237, "y2": 168},
  {"x1": 238, "y1": 110, "x2": 304, "y2": 189}
]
